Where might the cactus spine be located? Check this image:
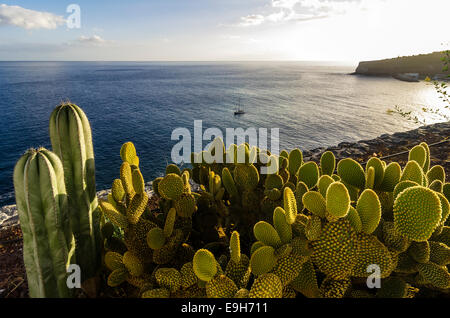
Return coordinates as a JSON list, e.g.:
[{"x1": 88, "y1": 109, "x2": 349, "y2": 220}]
[
  {"x1": 13, "y1": 148, "x2": 75, "y2": 298},
  {"x1": 49, "y1": 103, "x2": 101, "y2": 280}
]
